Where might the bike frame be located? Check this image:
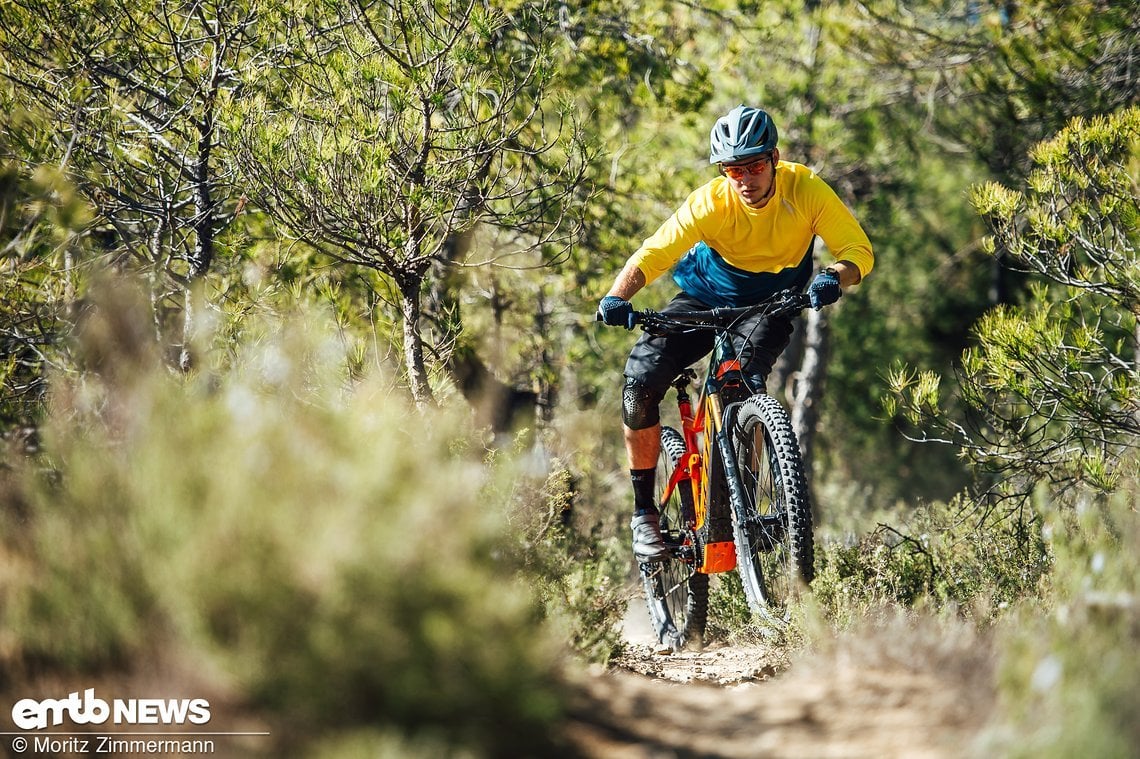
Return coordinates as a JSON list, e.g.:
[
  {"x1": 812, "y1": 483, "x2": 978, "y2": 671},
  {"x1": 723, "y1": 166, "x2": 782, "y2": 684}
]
[
  {"x1": 645, "y1": 290, "x2": 812, "y2": 575},
  {"x1": 659, "y1": 335, "x2": 749, "y2": 574}
]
